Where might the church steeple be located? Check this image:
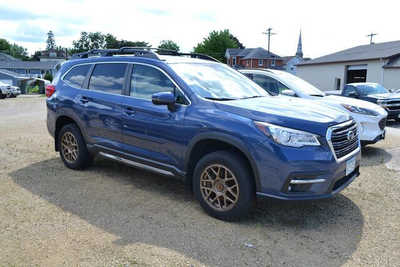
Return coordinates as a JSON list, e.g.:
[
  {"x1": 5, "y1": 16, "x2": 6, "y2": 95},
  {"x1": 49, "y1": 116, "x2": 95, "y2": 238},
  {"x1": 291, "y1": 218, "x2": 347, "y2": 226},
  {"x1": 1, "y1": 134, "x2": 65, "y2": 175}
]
[{"x1": 296, "y1": 31, "x2": 303, "y2": 58}]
